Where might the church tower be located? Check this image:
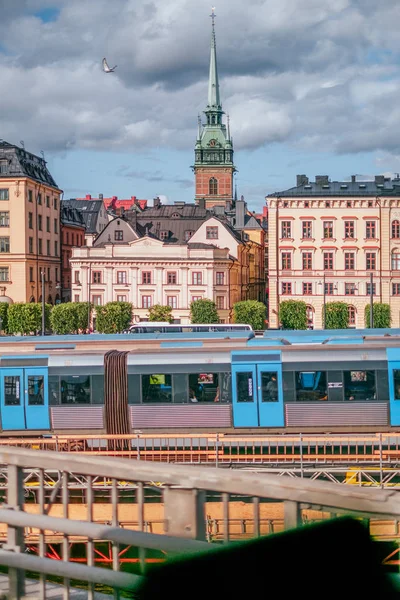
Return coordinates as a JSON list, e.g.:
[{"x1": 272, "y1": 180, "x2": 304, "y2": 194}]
[{"x1": 193, "y1": 9, "x2": 236, "y2": 209}]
